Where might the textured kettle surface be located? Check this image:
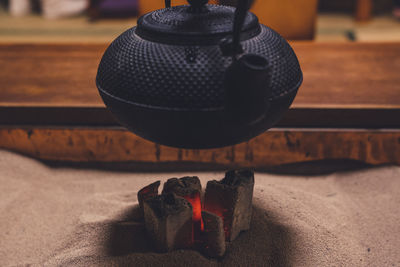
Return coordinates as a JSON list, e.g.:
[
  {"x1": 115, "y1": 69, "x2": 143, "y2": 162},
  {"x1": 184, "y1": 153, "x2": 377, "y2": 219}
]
[
  {"x1": 96, "y1": 25, "x2": 302, "y2": 111},
  {"x1": 96, "y1": 3, "x2": 303, "y2": 148}
]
